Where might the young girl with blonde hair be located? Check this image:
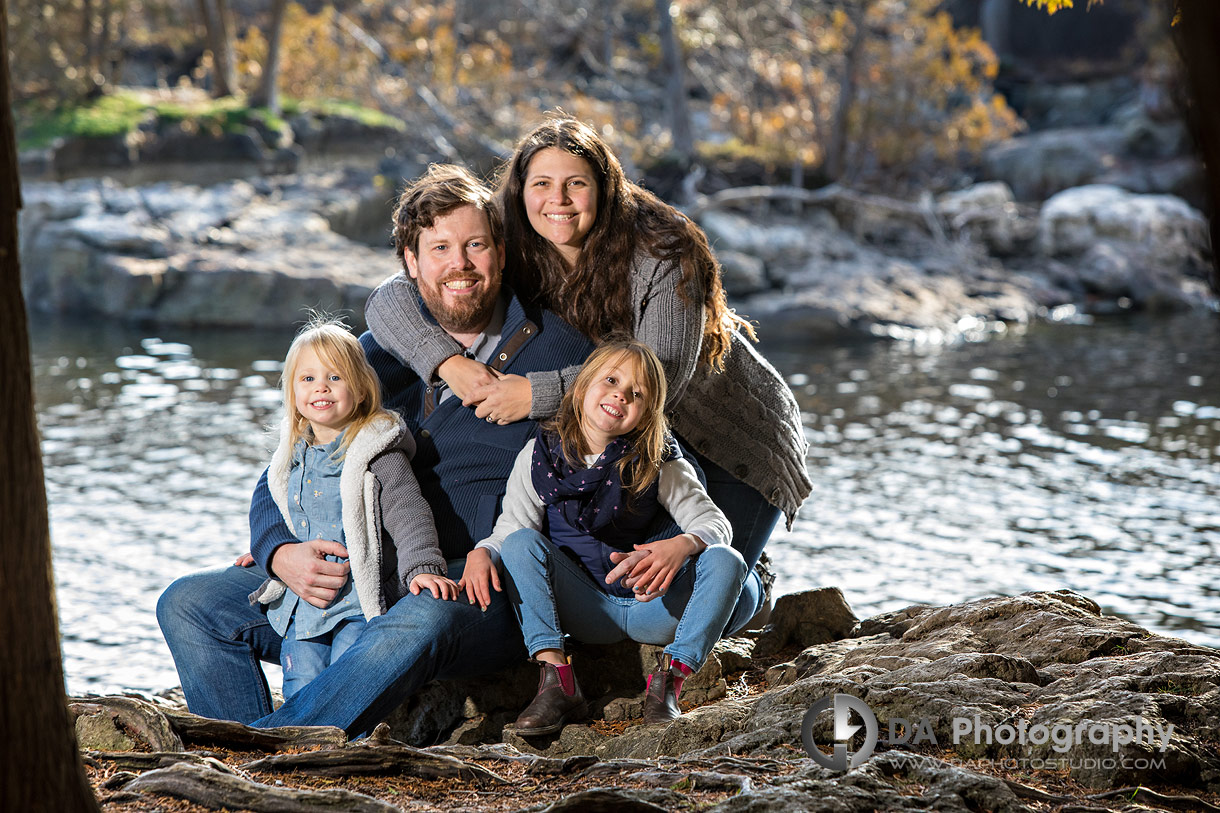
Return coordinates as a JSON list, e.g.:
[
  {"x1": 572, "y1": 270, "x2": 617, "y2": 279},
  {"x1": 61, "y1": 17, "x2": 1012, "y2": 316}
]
[
  {"x1": 461, "y1": 339, "x2": 752, "y2": 735},
  {"x1": 246, "y1": 316, "x2": 458, "y2": 698}
]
